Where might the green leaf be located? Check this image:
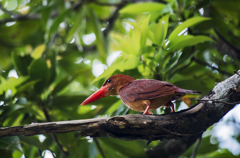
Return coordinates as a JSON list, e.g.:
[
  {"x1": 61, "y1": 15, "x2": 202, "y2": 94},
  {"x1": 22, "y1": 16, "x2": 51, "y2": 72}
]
[
  {"x1": 105, "y1": 100, "x2": 122, "y2": 115},
  {"x1": 173, "y1": 79, "x2": 209, "y2": 92},
  {"x1": 19, "y1": 136, "x2": 48, "y2": 150},
  {"x1": 153, "y1": 22, "x2": 165, "y2": 45},
  {"x1": 12, "y1": 150, "x2": 22, "y2": 158},
  {"x1": 15, "y1": 80, "x2": 40, "y2": 96},
  {"x1": 0, "y1": 21, "x2": 40, "y2": 44},
  {"x1": 167, "y1": 35, "x2": 214, "y2": 51},
  {"x1": 66, "y1": 6, "x2": 86, "y2": 43},
  {"x1": 140, "y1": 15, "x2": 150, "y2": 47},
  {"x1": 168, "y1": 17, "x2": 211, "y2": 41},
  {"x1": 89, "y1": 142, "x2": 99, "y2": 158},
  {"x1": 48, "y1": 51, "x2": 57, "y2": 85},
  {"x1": 52, "y1": 94, "x2": 116, "y2": 108},
  {"x1": 147, "y1": 29, "x2": 154, "y2": 43},
  {"x1": 0, "y1": 149, "x2": 13, "y2": 157},
  {"x1": 122, "y1": 57, "x2": 140, "y2": 70},
  {"x1": 132, "y1": 27, "x2": 141, "y2": 50},
  {"x1": 51, "y1": 76, "x2": 74, "y2": 96},
  {"x1": 183, "y1": 135, "x2": 218, "y2": 157},
  {"x1": 98, "y1": 138, "x2": 148, "y2": 158},
  {"x1": 0, "y1": 76, "x2": 28, "y2": 95},
  {"x1": 164, "y1": 51, "x2": 182, "y2": 72},
  {"x1": 212, "y1": 0, "x2": 240, "y2": 14},
  {"x1": 120, "y1": 36, "x2": 138, "y2": 54},
  {"x1": 155, "y1": 48, "x2": 164, "y2": 64},
  {"x1": 0, "y1": 105, "x2": 24, "y2": 121},
  {"x1": 161, "y1": 14, "x2": 170, "y2": 42},
  {"x1": 153, "y1": 14, "x2": 169, "y2": 46},
  {"x1": 91, "y1": 63, "x2": 119, "y2": 84},
  {"x1": 0, "y1": 136, "x2": 22, "y2": 152},
  {"x1": 58, "y1": 106, "x2": 83, "y2": 120},
  {"x1": 48, "y1": 9, "x2": 71, "y2": 39},
  {"x1": 138, "y1": 46, "x2": 155, "y2": 55},
  {"x1": 115, "y1": 104, "x2": 129, "y2": 116},
  {"x1": 124, "y1": 21, "x2": 138, "y2": 28},
  {"x1": 40, "y1": 4, "x2": 52, "y2": 31},
  {"x1": 207, "y1": 149, "x2": 239, "y2": 158},
  {"x1": 29, "y1": 59, "x2": 50, "y2": 94},
  {"x1": 120, "y1": 2, "x2": 165, "y2": 14},
  {"x1": 52, "y1": 95, "x2": 86, "y2": 107},
  {"x1": 31, "y1": 44, "x2": 46, "y2": 59},
  {"x1": 137, "y1": 64, "x2": 153, "y2": 77},
  {"x1": 89, "y1": 8, "x2": 106, "y2": 60},
  {"x1": 12, "y1": 53, "x2": 33, "y2": 76}
]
